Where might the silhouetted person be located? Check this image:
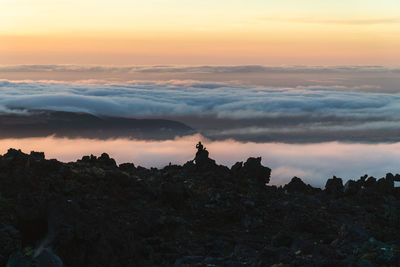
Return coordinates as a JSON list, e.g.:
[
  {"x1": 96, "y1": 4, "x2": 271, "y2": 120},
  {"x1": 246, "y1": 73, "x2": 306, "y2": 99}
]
[
  {"x1": 194, "y1": 141, "x2": 214, "y2": 167},
  {"x1": 196, "y1": 142, "x2": 204, "y2": 152}
]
